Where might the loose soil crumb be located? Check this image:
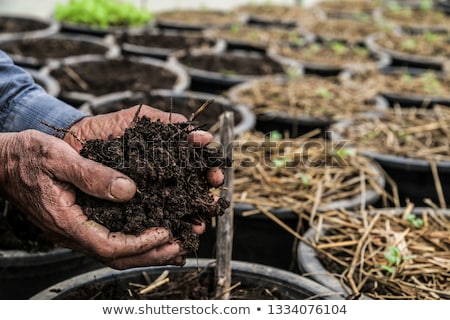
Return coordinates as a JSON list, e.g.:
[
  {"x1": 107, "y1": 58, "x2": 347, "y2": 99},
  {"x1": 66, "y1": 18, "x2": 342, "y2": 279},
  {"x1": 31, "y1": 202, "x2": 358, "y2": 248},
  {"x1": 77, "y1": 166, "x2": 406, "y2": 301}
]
[{"x1": 76, "y1": 112, "x2": 230, "y2": 252}]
